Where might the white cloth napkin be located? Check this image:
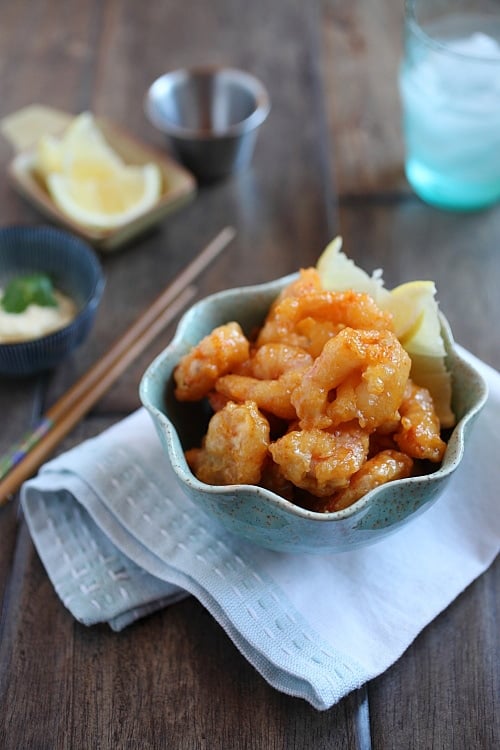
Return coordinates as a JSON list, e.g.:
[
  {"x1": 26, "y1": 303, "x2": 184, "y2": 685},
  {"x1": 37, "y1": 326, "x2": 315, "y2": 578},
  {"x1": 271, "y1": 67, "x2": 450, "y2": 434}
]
[{"x1": 21, "y1": 347, "x2": 500, "y2": 711}]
